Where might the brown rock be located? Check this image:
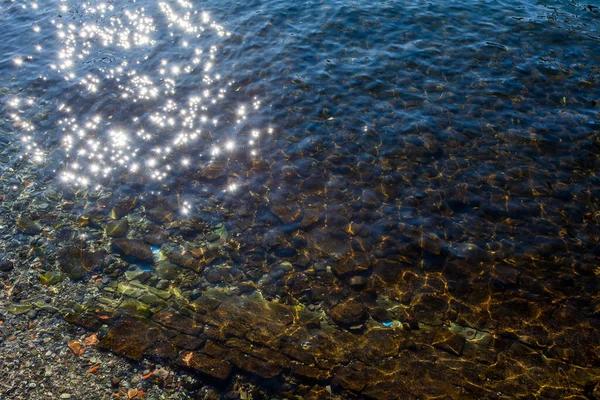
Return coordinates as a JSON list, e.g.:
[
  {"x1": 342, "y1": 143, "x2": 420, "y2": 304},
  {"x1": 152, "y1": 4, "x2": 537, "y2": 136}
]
[
  {"x1": 331, "y1": 363, "x2": 369, "y2": 392},
  {"x1": 225, "y1": 338, "x2": 290, "y2": 368},
  {"x1": 433, "y1": 329, "x2": 466, "y2": 357},
  {"x1": 300, "y1": 208, "x2": 320, "y2": 229},
  {"x1": 362, "y1": 381, "x2": 410, "y2": 400},
  {"x1": 349, "y1": 276, "x2": 368, "y2": 289},
  {"x1": 144, "y1": 231, "x2": 170, "y2": 246},
  {"x1": 280, "y1": 336, "x2": 315, "y2": 364},
  {"x1": 147, "y1": 207, "x2": 174, "y2": 224},
  {"x1": 58, "y1": 247, "x2": 88, "y2": 280},
  {"x1": 192, "y1": 296, "x2": 223, "y2": 315},
  {"x1": 270, "y1": 202, "x2": 302, "y2": 224},
  {"x1": 171, "y1": 334, "x2": 205, "y2": 350},
  {"x1": 82, "y1": 249, "x2": 108, "y2": 271},
  {"x1": 329, "y1": 299, "x2": 367, "y2": 326},
  {"x1": 178, "y1": 351, "x2": 232, "y2": 382},
  {"x1": 356, "y1": 330, "x2": 409, "y2": 364},
  {"x1": 200, "y1": 163, "x2": 227, "y2": 180},
  {"x1": 110, "y1": 197, "x2": 137, "y2": 219},
  {"x1": 200, "y1": 340, "x2": 229, "y2": 358},
  {"x1": 166, "y1": 251, "x2": 199, "y2": 271},
  {"x1": 291, "y1": 363, "x2": 330, "y2": 382},
  {"x1": 166, "y1": 247, "x2": 217, "y2": 273},
  {"x1": 152, "y1": 310, "x2": 203, "y2": 336},
  {"x1": 146, "y1": 340, "x2": 179, "y2": 361},
  {"x1": 368, "y1": 306, "x2": 392, "y2": 322},
  {"x1": 410, "y1": 293, "x2": 449, "y2": 325},
  {"x1": 64, "y1": 310, "x2": 106, "y2": 331},
  {"x1": 372, "y1": 259, "x2": 405, "y2": 284},
  {"x1": 112, "y1": 239, "x2": 153, "y2": 261},
  {"x1": 98, "y1": 317, "x2": 161, "y2": 360},
  {"x1": 286, "y1": 272, "x2": 311, "y2": 295},
  {"x1": 227, "y1": 349, "x2": 282, "y2": 379}
]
